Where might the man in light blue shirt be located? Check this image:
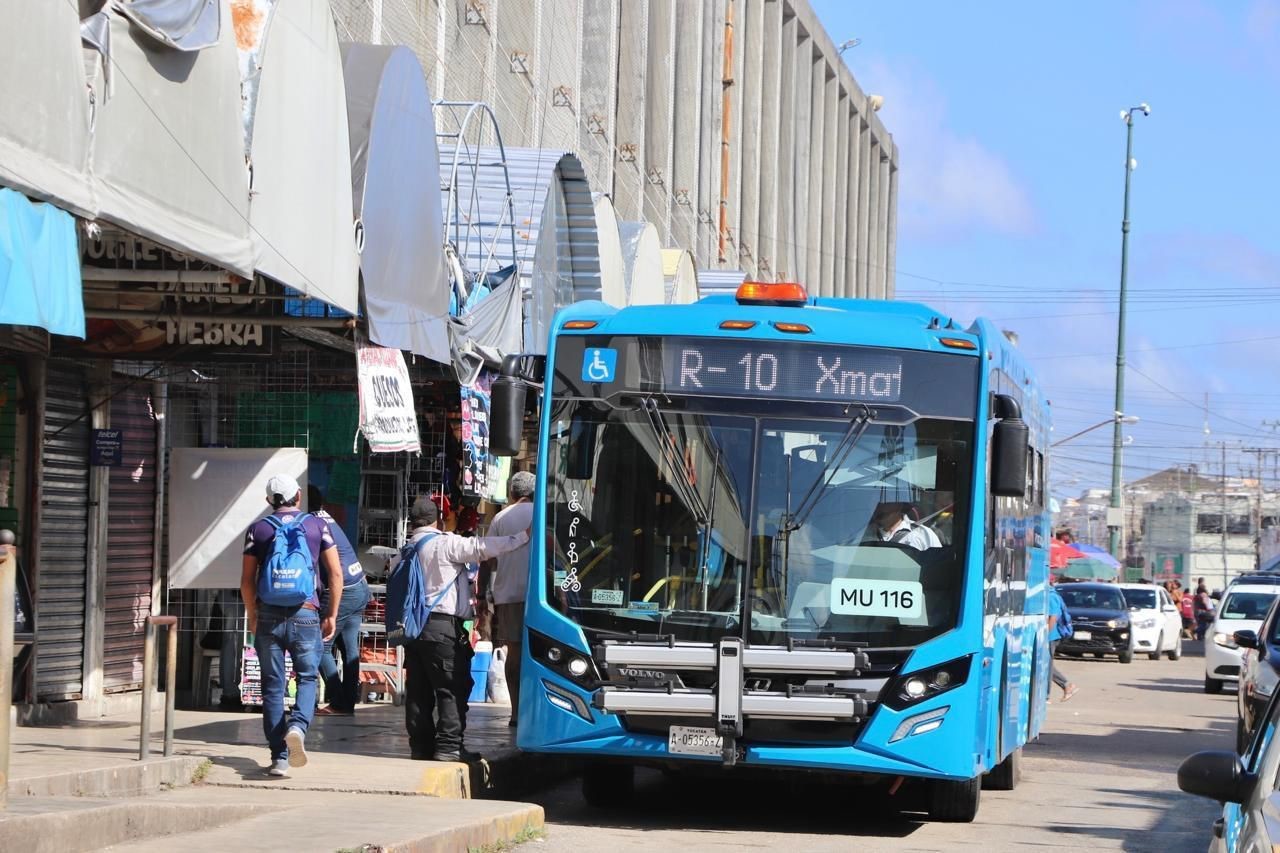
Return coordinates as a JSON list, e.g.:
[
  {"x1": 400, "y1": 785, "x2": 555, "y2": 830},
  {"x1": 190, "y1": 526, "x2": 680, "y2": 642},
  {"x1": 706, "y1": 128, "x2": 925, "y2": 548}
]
[{"x1": 1047, "y1": 583, "x2": 1079, "y2": 702}]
